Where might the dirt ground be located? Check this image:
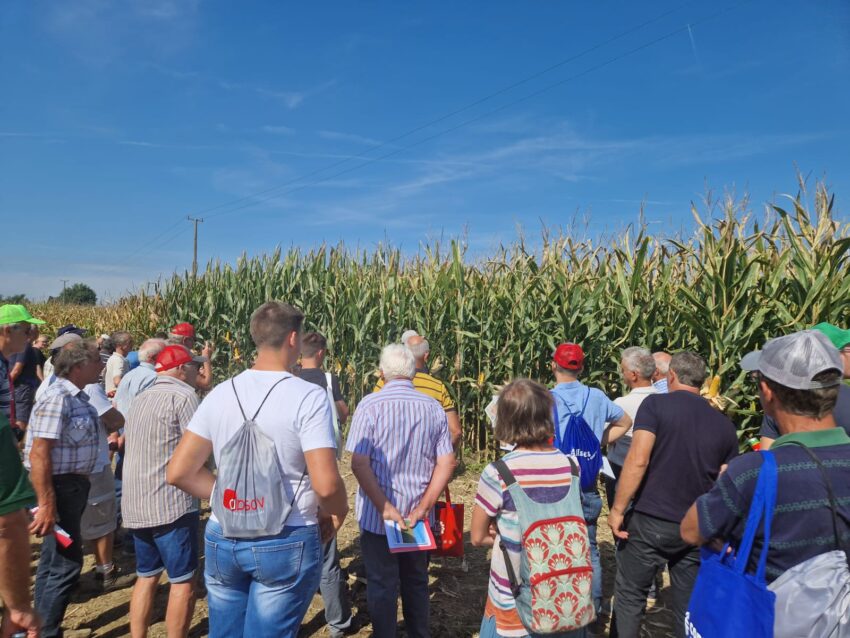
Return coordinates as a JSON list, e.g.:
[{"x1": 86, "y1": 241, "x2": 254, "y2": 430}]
[{"x1": 43, "y1": 456, "x2": 676, "y2": 637}]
